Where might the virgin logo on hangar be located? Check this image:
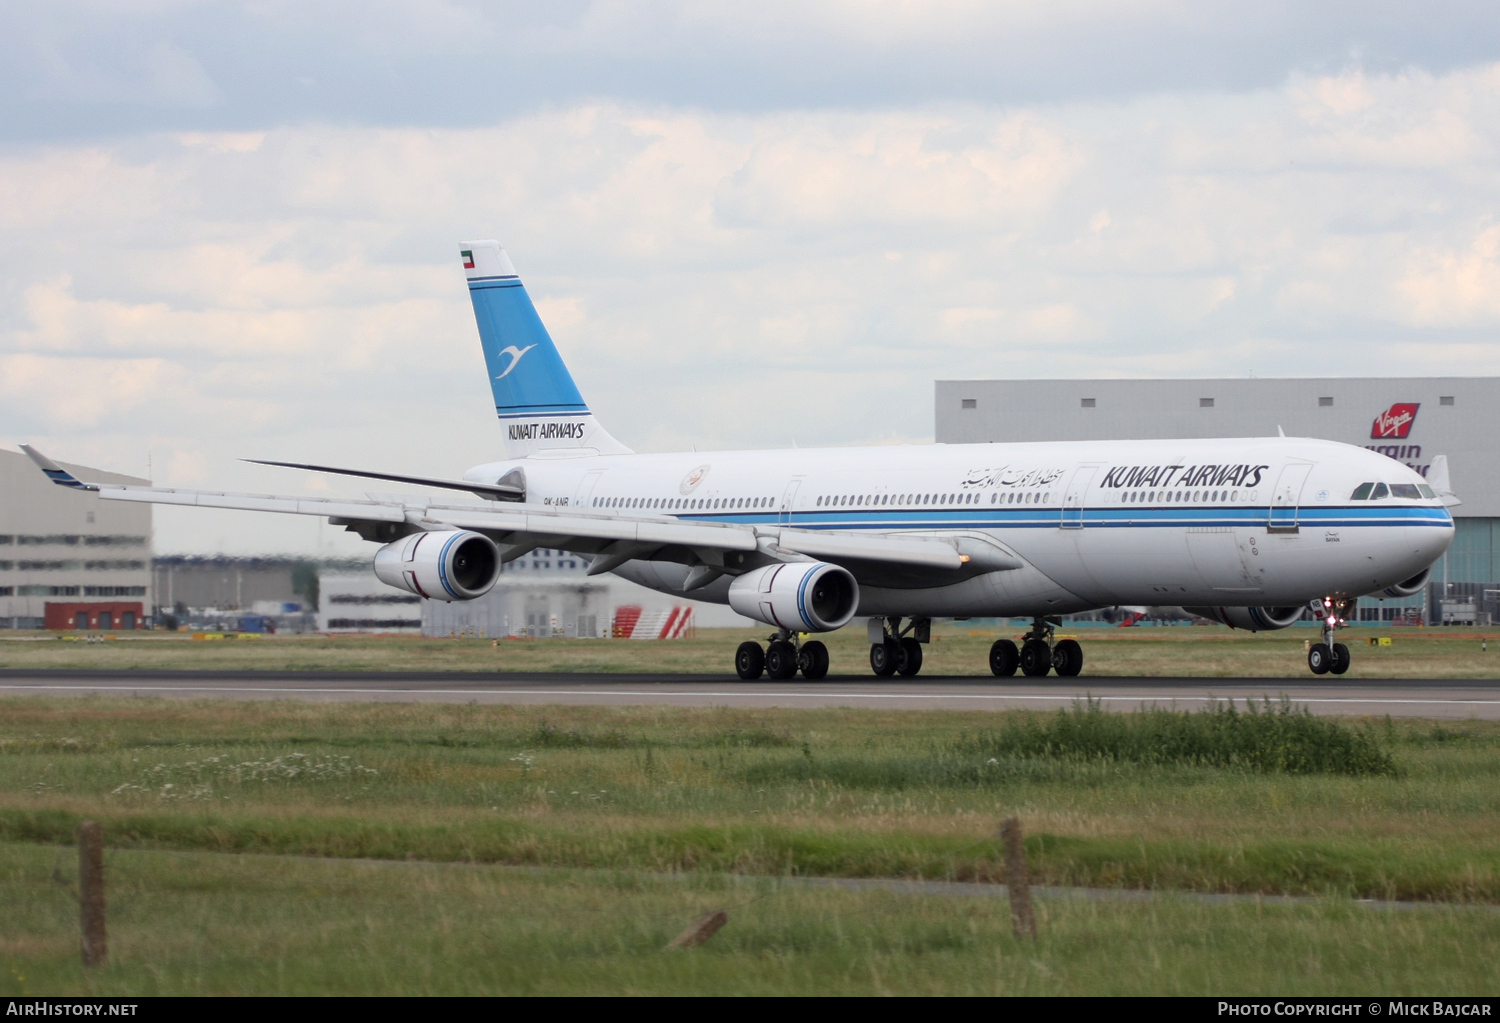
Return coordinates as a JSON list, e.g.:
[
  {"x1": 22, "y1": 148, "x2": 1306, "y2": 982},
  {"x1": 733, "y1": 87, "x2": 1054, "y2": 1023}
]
[{"x1": 1371, "y1": 403, "x2": 1419, "y2": 439}]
